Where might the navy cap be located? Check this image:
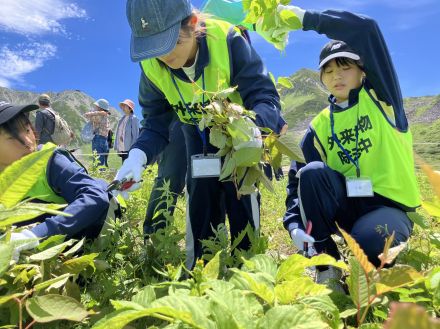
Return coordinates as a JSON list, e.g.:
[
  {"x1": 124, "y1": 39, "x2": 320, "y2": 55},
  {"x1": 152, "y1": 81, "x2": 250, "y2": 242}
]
[
  {"x1": 319, "y1": 40, "x2": 360, "y2": 68},
  {"x1": 0, "y1": 101, "x2": 39, "y2": 125},
  {"x1": 126, "y1": 0, "x2": 192, "y2": 62}
]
